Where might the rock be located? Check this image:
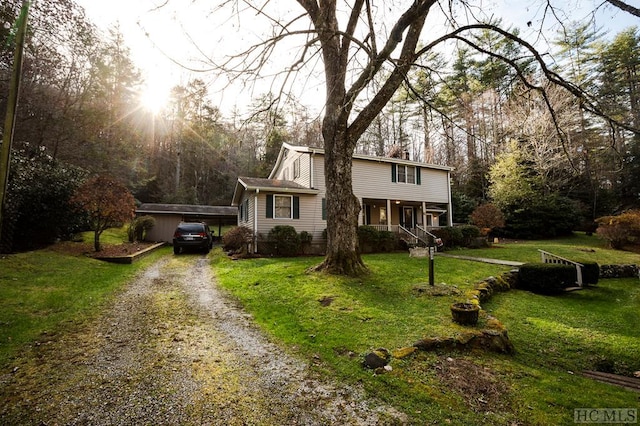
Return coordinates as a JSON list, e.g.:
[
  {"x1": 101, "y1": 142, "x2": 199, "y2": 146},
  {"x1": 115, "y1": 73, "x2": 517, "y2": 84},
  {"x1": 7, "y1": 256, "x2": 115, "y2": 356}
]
[
  {"x1": 409, "y1": 247, "x2": 429, "y2": 258},
  {"x1": 363, "y1": 348, "x2": 391, "y2": 369},
  {"x1": 391, "y1": 347, "x2": 416, "y2": 359}
]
